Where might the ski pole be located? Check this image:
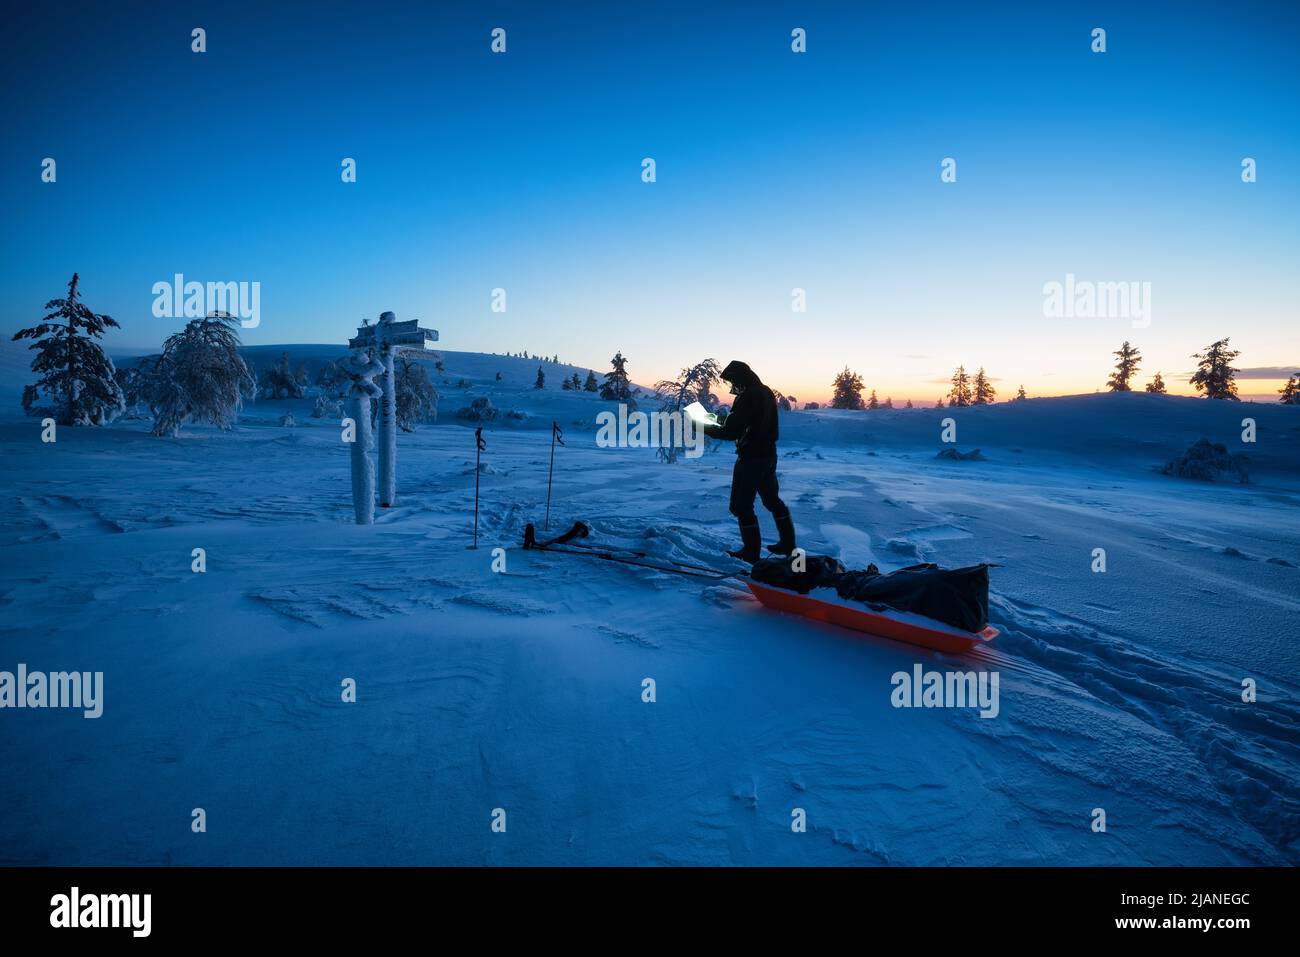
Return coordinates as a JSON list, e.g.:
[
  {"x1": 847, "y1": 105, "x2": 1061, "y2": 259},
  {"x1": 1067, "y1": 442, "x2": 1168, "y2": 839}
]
[
  {"x1": 472, "y1": 427, "x2": 486, "y2": 549},
  {"x1": 544, "y1": 421, "x2": 564, "y2": 530}
]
